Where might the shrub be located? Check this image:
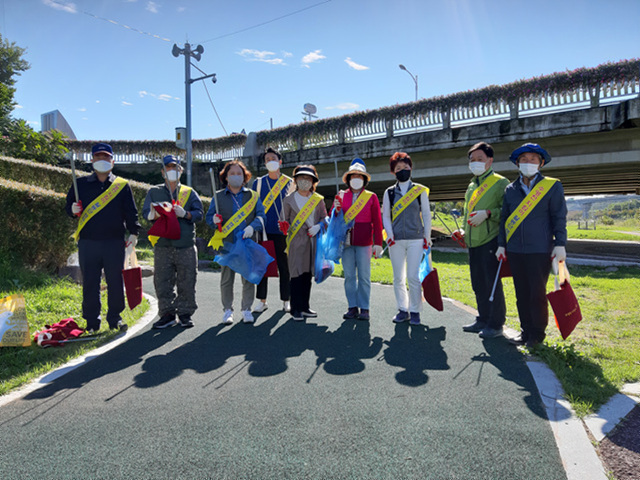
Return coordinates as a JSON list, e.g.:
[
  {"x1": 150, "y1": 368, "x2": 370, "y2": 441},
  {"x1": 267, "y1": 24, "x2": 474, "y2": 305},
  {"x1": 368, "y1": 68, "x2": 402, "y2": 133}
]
[{"x1": 600, "y1": 215, "x2": 614, "y2": 226}]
